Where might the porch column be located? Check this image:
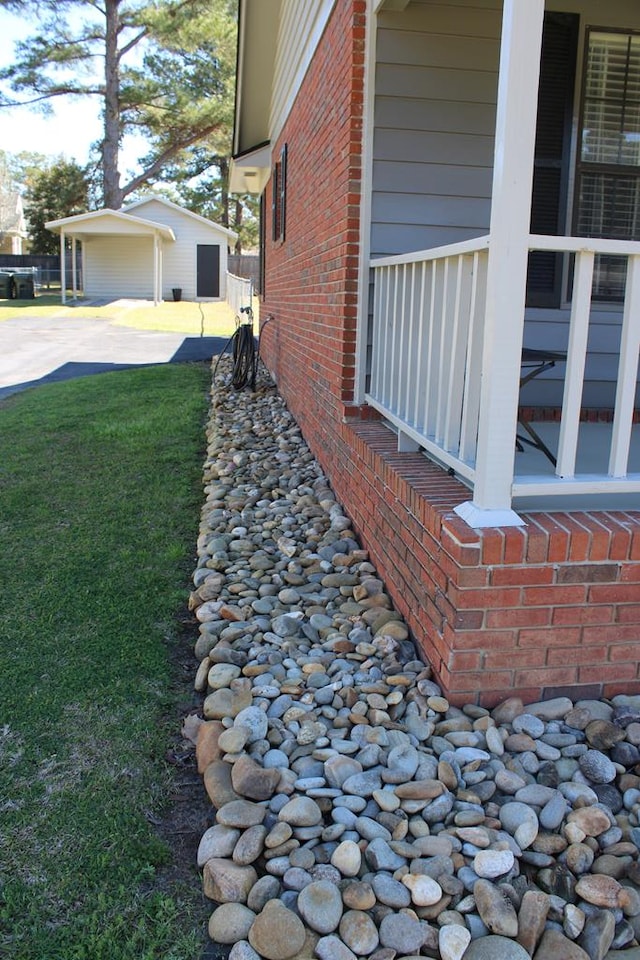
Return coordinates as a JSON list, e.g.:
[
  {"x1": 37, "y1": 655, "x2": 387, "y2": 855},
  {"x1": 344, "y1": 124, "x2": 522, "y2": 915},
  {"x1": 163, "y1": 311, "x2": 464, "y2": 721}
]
[
  {"x1": 455, "y1": 0, "x2": 544, "y2": 528},
  {"x1": 60, "y1": 231, "x2": 66, "y2": 306},
  {"x1": 71, "y1": 236, "x2": 78, "y2": 301},
  {"x1": 153, "y1": 232, "x2": 161, "y2": 306}
]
